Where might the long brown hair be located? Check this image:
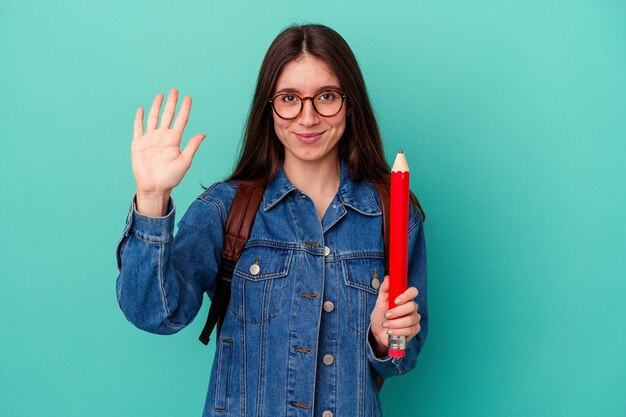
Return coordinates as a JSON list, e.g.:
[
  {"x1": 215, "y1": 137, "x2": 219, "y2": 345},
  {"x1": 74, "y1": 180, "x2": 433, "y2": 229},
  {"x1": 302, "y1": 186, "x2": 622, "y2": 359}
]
[{"x1": 228, "y1": 24, "x2": 425, "y2": 220}]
